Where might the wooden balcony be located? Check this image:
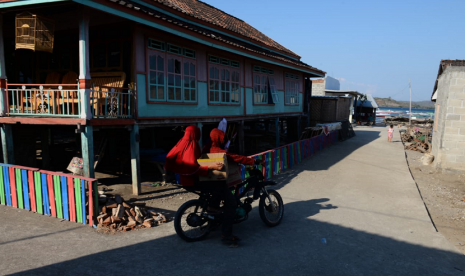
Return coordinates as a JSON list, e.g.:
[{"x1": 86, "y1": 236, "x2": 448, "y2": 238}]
[{"x1": 5, "y1": 83, "x2": 134, "y2": 119}]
